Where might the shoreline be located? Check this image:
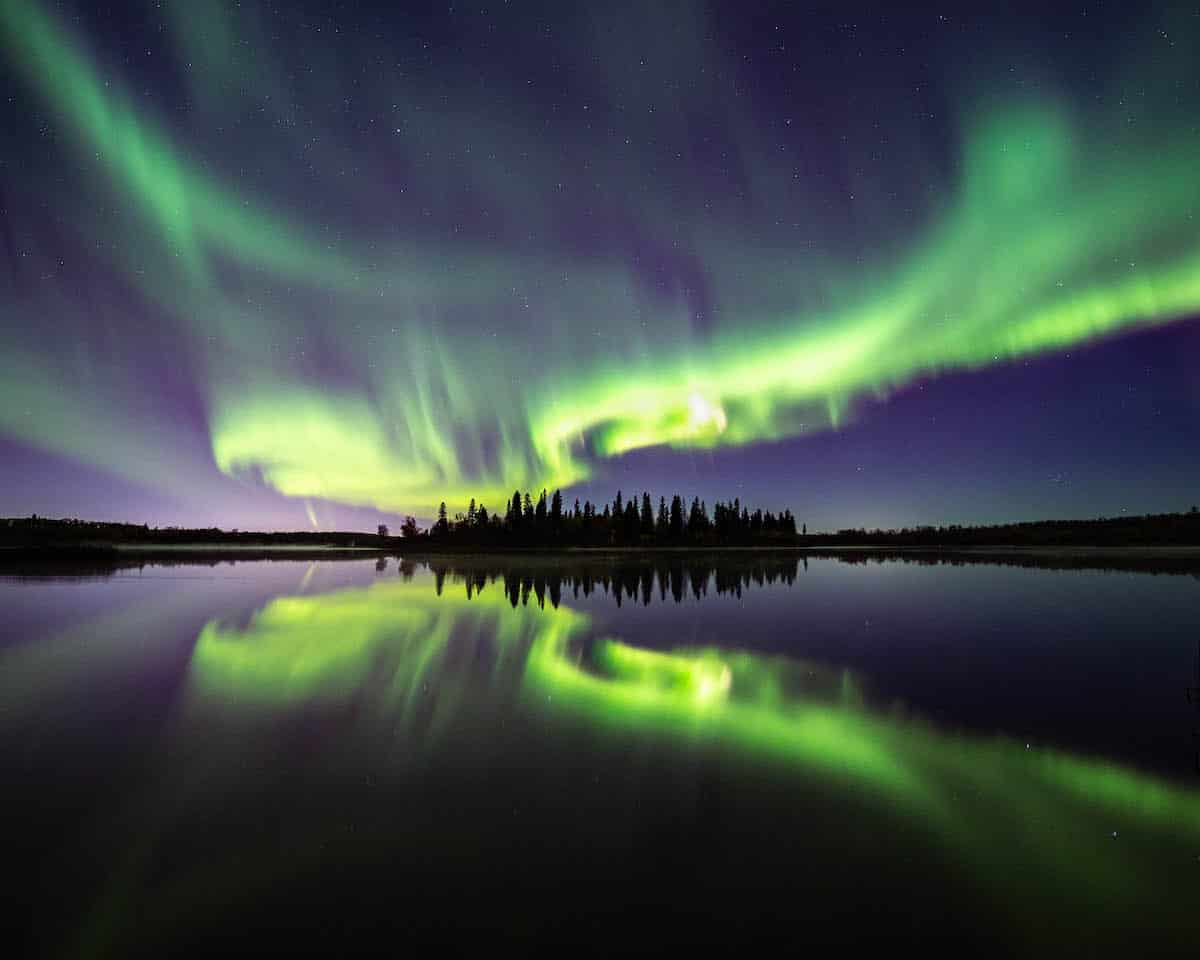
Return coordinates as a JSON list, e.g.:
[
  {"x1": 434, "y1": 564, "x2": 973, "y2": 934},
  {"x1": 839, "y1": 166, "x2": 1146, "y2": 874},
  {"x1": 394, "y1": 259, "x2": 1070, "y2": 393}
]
[
  {"x1": 2, "y1": 542, "x2": 1200, "y2": 580},
  {"x1": 3, "y1": 542, "x2": 1200, "y2": 557}
]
